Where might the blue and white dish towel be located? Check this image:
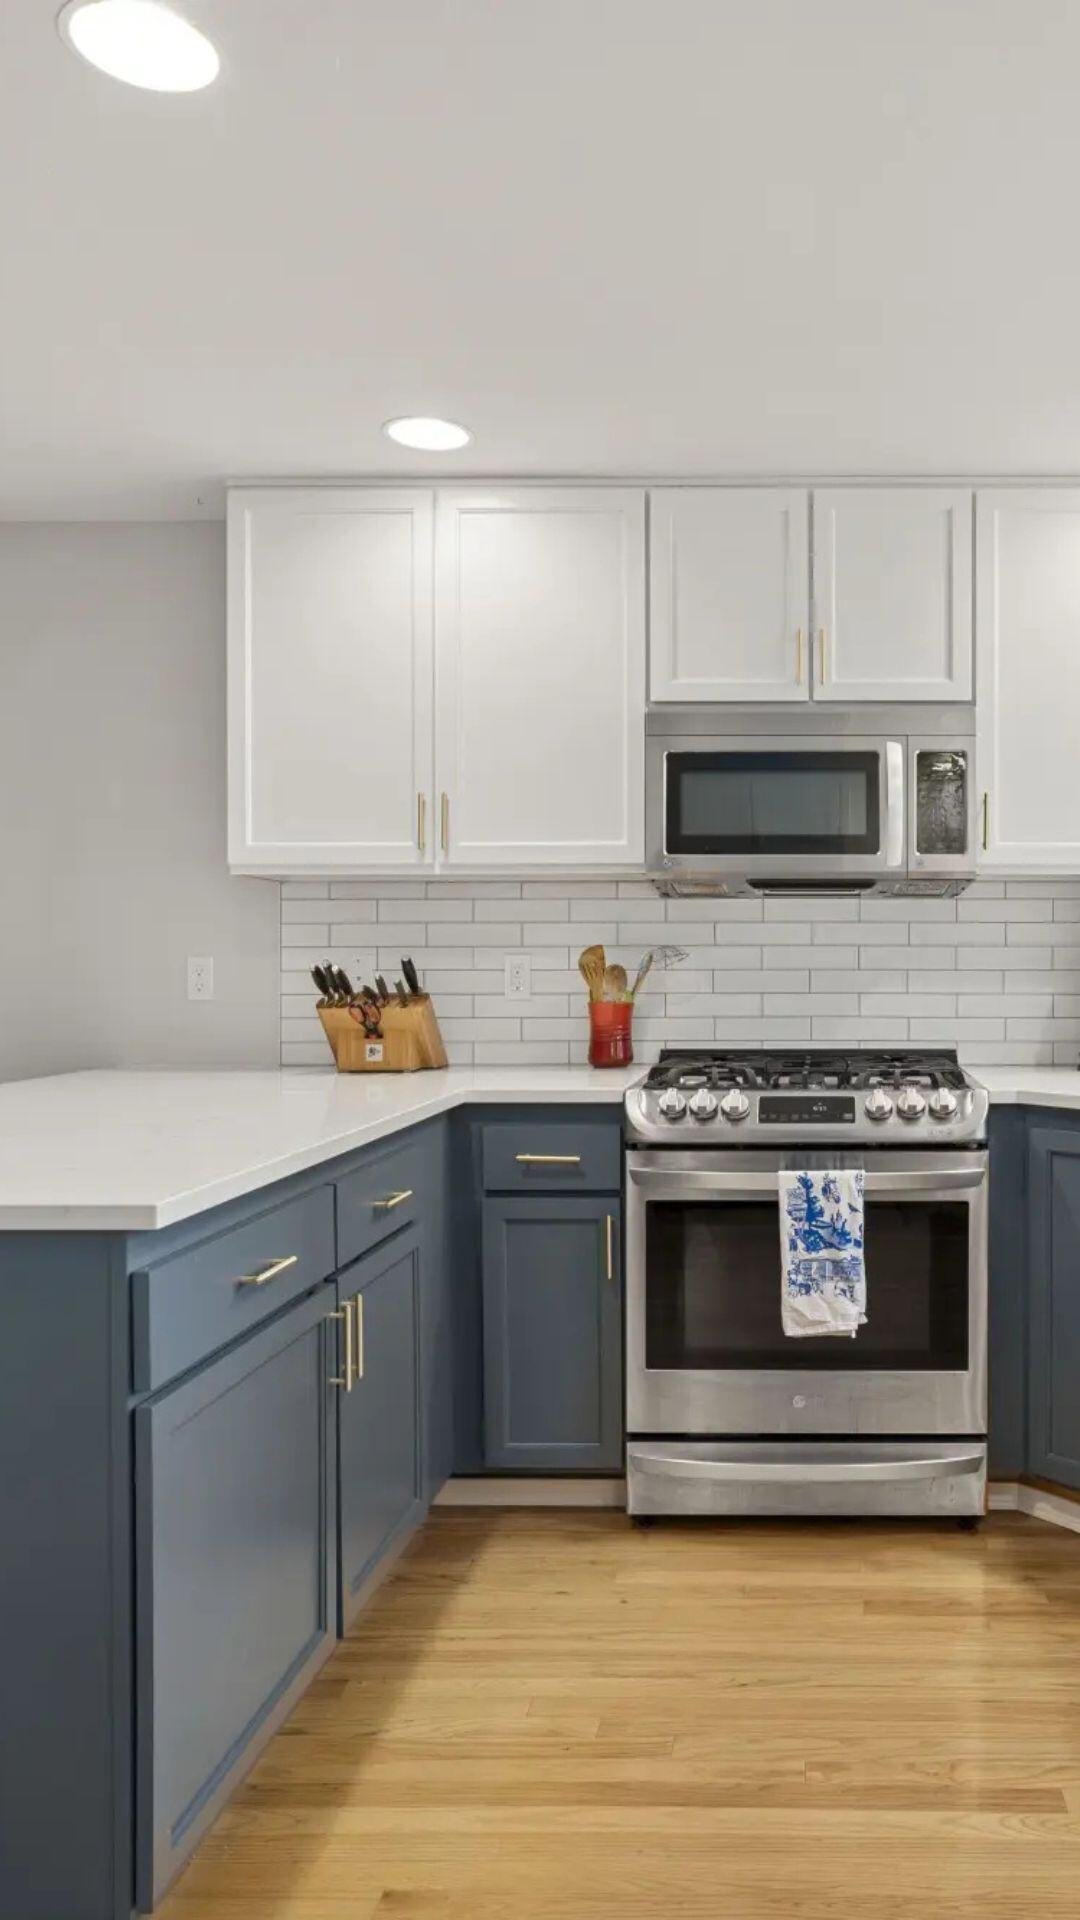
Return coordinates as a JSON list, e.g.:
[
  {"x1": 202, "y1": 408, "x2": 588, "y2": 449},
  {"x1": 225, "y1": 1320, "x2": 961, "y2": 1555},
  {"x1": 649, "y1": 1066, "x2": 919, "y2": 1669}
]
[{"x1": 780, "y1": 1169, "x2": 866, "y2": 1338}]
